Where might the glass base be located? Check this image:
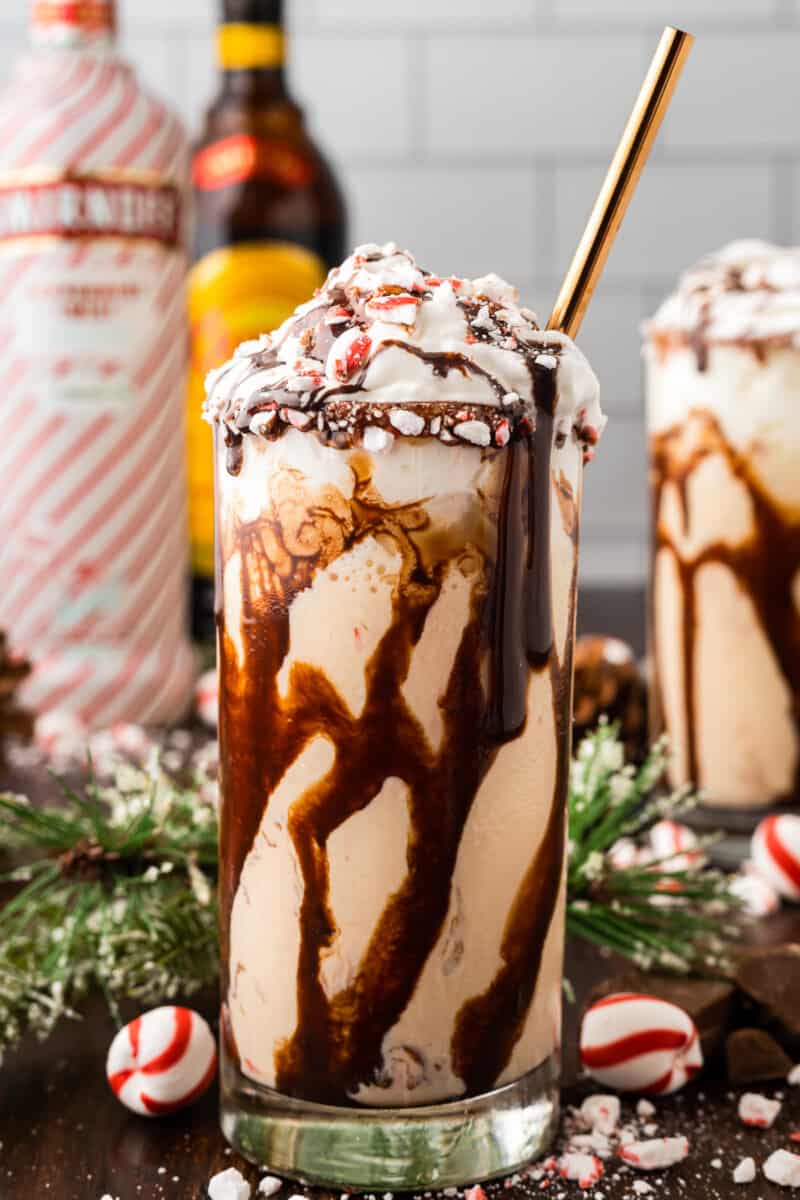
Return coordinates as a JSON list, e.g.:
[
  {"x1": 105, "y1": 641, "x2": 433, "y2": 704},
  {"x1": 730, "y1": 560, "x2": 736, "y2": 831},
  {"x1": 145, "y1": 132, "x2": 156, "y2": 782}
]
[{"x1": 220, "y1": 1047, "x2": 560, "y2": 1191}]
